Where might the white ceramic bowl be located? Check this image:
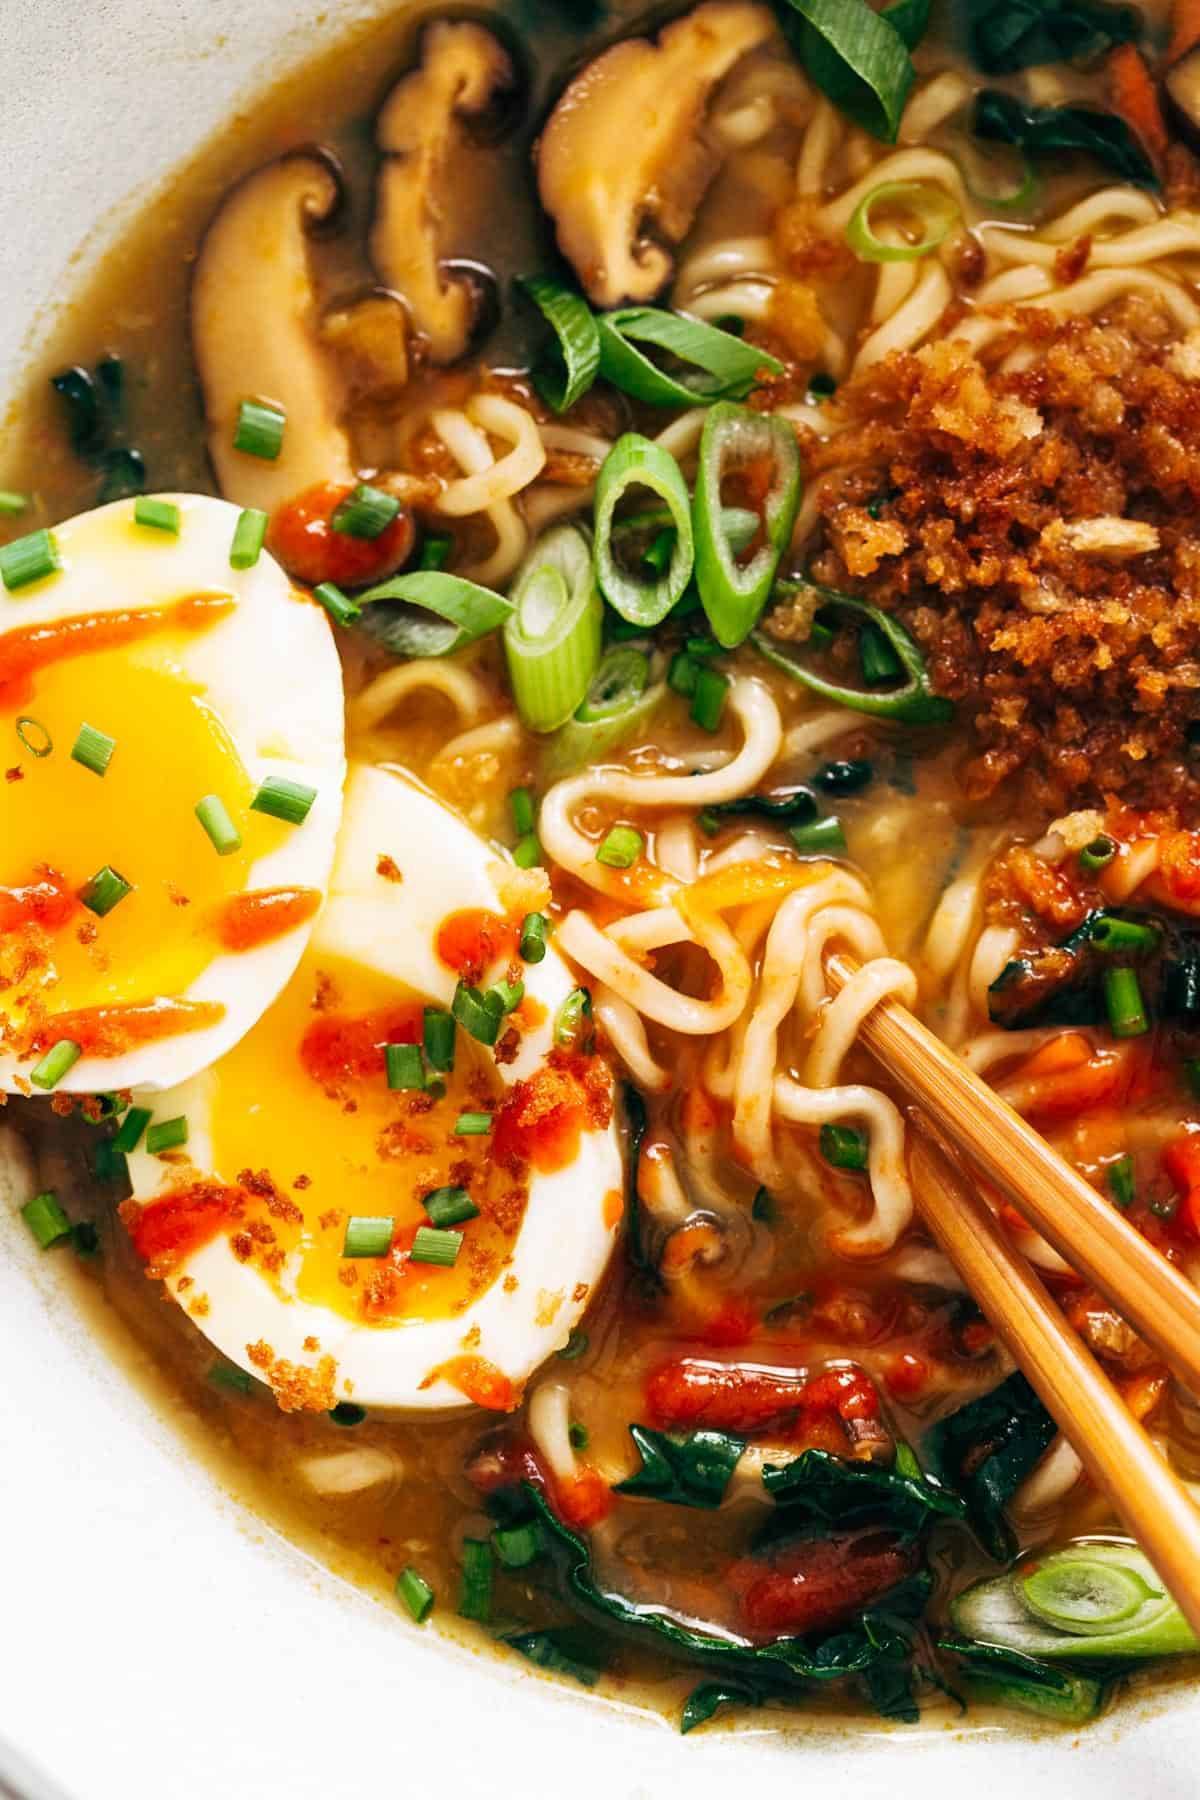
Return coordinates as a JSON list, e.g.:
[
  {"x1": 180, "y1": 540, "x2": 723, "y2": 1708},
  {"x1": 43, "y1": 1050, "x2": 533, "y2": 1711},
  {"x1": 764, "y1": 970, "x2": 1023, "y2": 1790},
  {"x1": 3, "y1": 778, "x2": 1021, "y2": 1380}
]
[{"x1": 1, "y1": 5, "x2": 1197, "y2": 1796}]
